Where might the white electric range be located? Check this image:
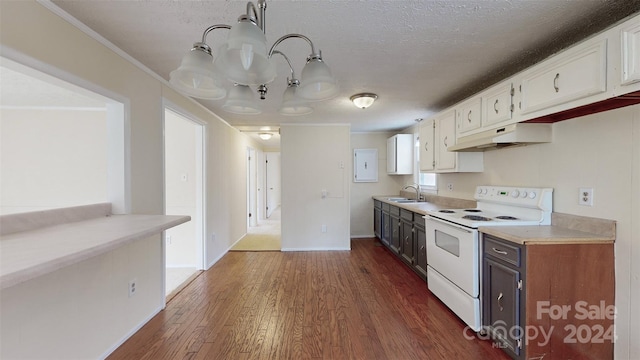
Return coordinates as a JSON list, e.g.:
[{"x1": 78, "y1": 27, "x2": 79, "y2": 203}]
[{"x1": 423, "y1": 186, "x2": 553, "y2": 331}]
